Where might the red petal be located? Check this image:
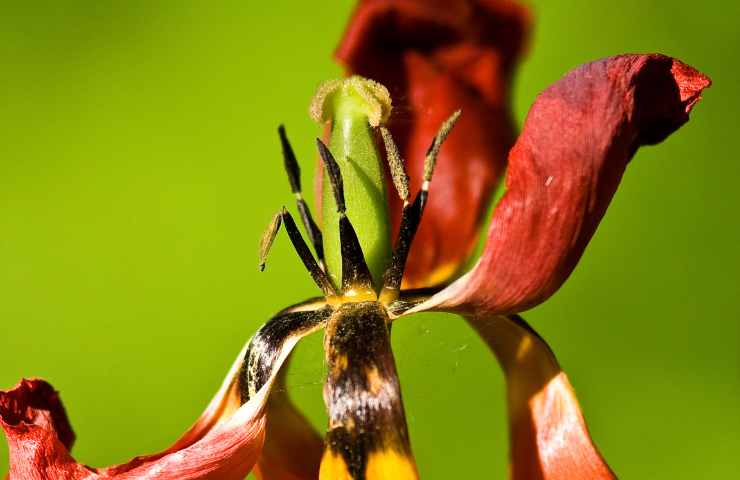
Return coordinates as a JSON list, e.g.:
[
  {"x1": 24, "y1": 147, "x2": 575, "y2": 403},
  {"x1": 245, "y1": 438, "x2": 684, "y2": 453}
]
[
  {"x1": 469, "y1": 314, "x2": 615, "y2": 479},
  {"x1": 0, "y1": 379, "x2": 94, "y2": 480},
  {"x1": 335, "y1": 0, "x2": 531, "y2": 288},
  {"x1": 102, "y1": 338, "x2": 268, "y2": 479},
  {"x1": 0, "y1": 334, "x2": 304, "y2": 479},
  {"x1": 410, "y1": 54, "x2": 711, "y2": 314}
]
